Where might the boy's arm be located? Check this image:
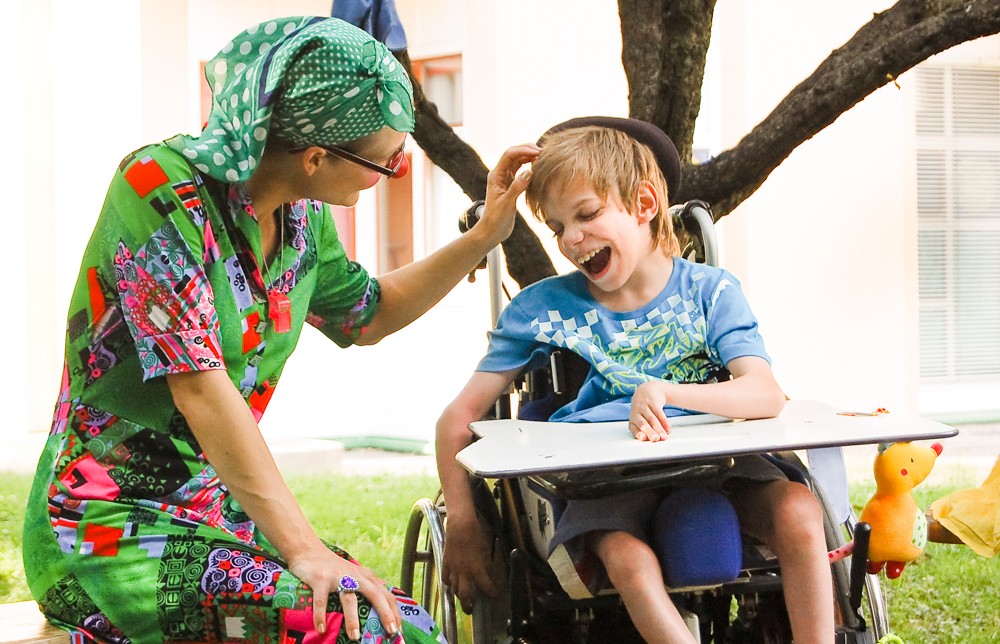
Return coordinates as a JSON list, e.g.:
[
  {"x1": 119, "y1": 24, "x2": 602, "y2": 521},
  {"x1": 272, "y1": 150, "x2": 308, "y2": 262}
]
[
  {"x1": 436, "y1": 368, "x2": 520, "y2": 612},
  {"x1": 629, "y1": 356, "x2": 786, "y2": 440}
]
